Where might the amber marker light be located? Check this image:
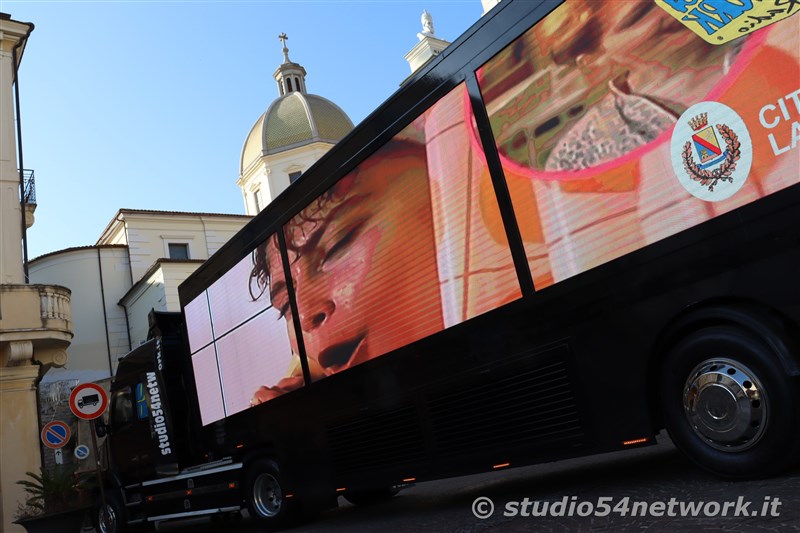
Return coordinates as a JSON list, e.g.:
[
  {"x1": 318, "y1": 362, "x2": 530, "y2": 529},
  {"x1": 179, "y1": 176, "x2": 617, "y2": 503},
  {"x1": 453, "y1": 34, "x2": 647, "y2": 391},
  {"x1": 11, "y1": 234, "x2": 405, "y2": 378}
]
[
  {"x1": 146, "y1": 496, "x2": 154, "y2": 502},
  {"x1": 285, "y1": 493, "x2": 295, "y2": 499},
  {"x1": 336, "y1": 487, "x2": 347, "y2": 492},
  {"x1": 236, "y1": 444, "x2": 244, "y2": 449},
  {"x1": 402, "y1": 477, "x2": 416, "y2": 483},
  {"x1": 622, "y1": 438, "x2": 649, "y2": 446},
  {"x1": 493, "y1": 462, "x2": 511, "y2": 469}
]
